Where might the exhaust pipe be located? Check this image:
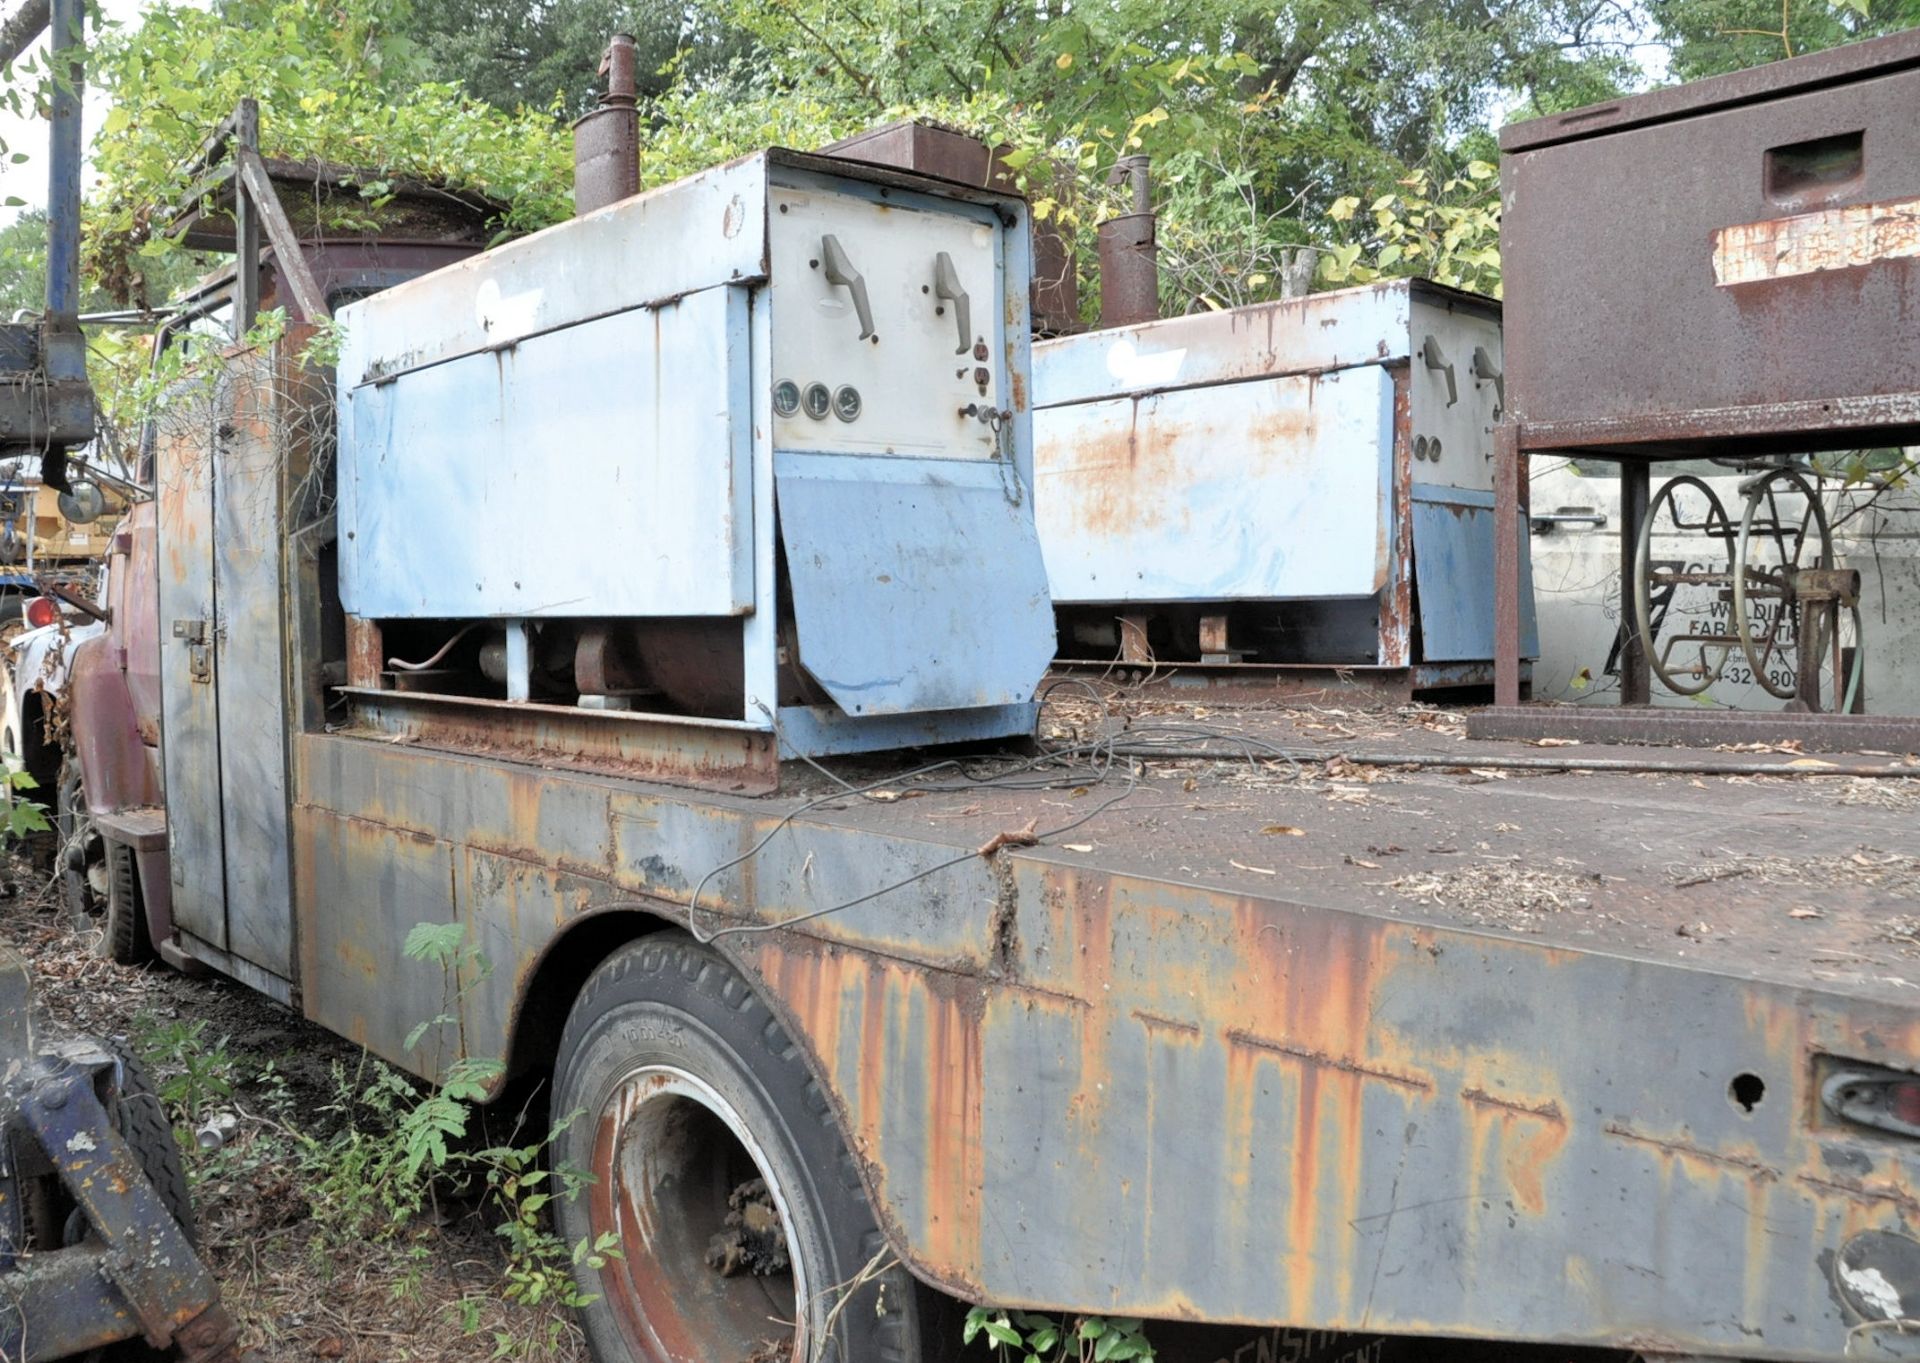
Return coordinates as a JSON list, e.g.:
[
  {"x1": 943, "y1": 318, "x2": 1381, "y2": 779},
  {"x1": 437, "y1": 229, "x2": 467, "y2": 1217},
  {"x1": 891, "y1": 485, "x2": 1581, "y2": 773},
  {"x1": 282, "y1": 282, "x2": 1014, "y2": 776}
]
[
  {"x1": 1097, "y1": 155, "x2": 1158, "y2": 329},
  {"x1": 572, "y1": 33, "x2": 639, "y2": 217}
]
